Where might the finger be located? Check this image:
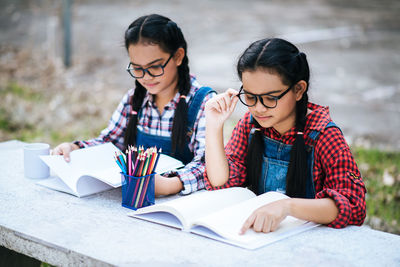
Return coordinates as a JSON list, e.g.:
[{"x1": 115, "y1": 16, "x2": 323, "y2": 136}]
[
  {"x1": 60, "y1": 146, "x2": 71, "y2": 162},
  {"x1": 216, "y1": 100, "x2": 225, "y2": 113},
  {"x1": 222, "y1": 94, "x2": 233, "y2": 112},
  {"x1": 207, "y1": 99, "x2": 223, "y2": 113},
  {"x1": 271, "y1": 214, "x2": 286, "y2": 232},
  {"x1": 263, "y1": 218, "x2": 273, "y2": 233},
  {"x1": 52, "y1": 146, "x2": 62, "y2": 155},
  {"x1": 270, "y1": 219, "x2": 281, "y2": 232},
  {"x1": 253, "y1": 214, "x2": 265, "y2": 232},
  {"x1": 229, "y1": 95, "x2": 239, "y2": 113},
  {"x1": 63, "y1": 151, "x2": 71, "y2": 162},
  {"x1": 226, "y1": 88, "x2": 239, "y2": 97},
  {"x1": 218, "y1": 96, "x2": 227, "y2": 112},
  {"x1": 240, "y1": 213, "x2": 256, "y2": 235}
]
